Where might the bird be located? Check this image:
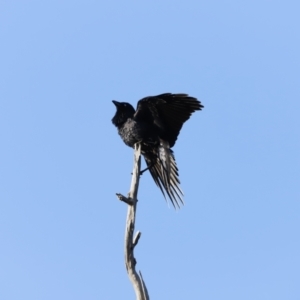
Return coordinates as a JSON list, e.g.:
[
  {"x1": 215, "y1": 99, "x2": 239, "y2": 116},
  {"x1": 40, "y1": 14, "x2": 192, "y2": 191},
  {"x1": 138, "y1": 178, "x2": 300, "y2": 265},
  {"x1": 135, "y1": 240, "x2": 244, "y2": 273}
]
[{"x1": 111, "y1": 93, "x2": 203, "y2": 208}]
